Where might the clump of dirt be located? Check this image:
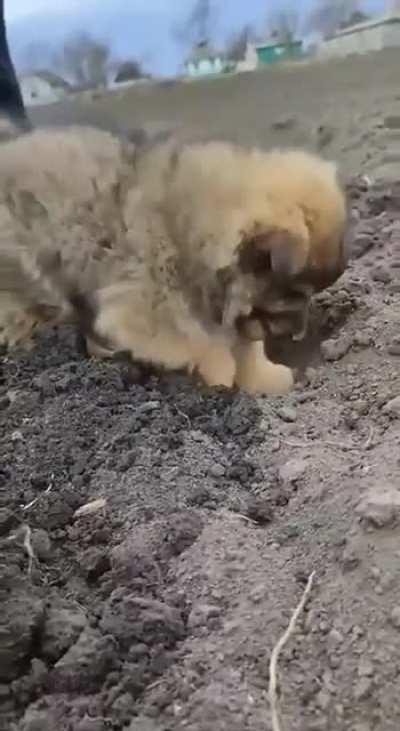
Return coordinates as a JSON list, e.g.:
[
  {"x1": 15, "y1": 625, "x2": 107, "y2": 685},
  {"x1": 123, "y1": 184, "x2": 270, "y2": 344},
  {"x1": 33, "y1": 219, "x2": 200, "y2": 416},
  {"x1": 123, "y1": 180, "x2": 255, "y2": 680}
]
[{"x1": 1, "y1": 176, "x2": 400, "y2": 731}]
